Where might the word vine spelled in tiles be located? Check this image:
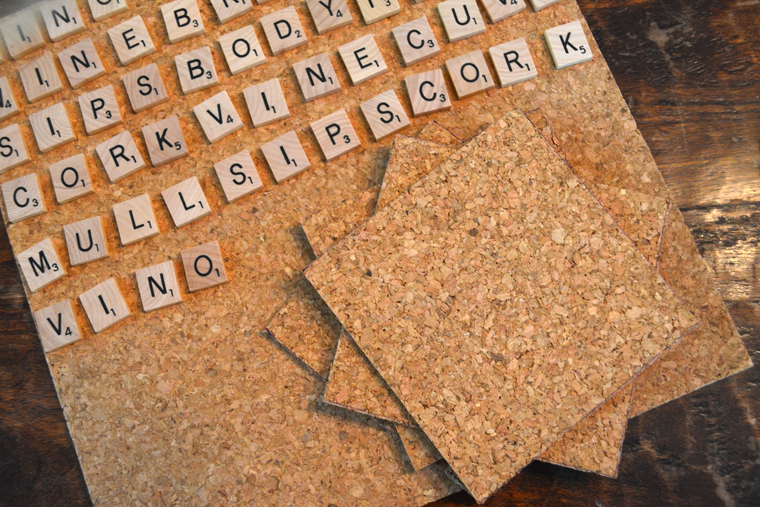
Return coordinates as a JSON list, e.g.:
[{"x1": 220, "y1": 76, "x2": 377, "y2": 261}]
[
  {"x1": 175, "y1": 47, "x2": 219, "y2": 94},
  {"x1": 480, "y1": 0, "x2": 525, "y2": 24},
  {"x1": 87, "y1": 0, "x2": 129, "y2": 21},
  {"x1": 40, "y1": 0, "x2": 86, "y2": 42},
  {"x1": 305, "y1": 0, "x2": 352, "y2": 35},
  {"x1": 112, "y1": 194, "x2": 159, "y2": 245},
  {"x1": 392, "y1": 16, "x2": 440, "y2": 66},
  {"x1": 243, "y1": 78, "x2": 290, "y2": 127},
  {"x1": 338, "y1": 34, "x2": 388, "y2": 85},
  {"x1": 161, "y1": 176, "x2": 211, "y2": 228},
  {"x1": 355, "y1": 0, "x2": 401, "y2": 25},
  {"x1": 136, "y1": 261, "x2": 182, "y2": 312},
  {"x1": 108, "y1": 16, "x2": 156, "y2": 66},
  {"x1": 142, "y1": 116, "x2": 189, "y2": 166},
  {"x1": 122, "y1": 63, "x2": 169, "y2": 113},
  {"x1": 1, "y1": 173, "x2": 46, "y2": 223},
  {"x1": 78, "y1": 85, "x2": 123, "y2": 135},
  {"x1": 445, "y1": 50, "x2": 495, "y2": 99},
  {"x1": 95, "y1": 130, "x2": 146, "y2": 183},
  {"x1": 18, "y1": 238, "x2": 66, "y2": 292},
  {"x1": 405, "y1": 68, "x2": 452, "y2": 116},
  {"x1": 293, "y1": 53, "x2": 341, "y2": 102},
  {"x1": 33, "y1": 300, "x2": 82, "y2": 353},
  {"x1": 63, "y1": 216, "x2": 109, "y2": 266},
  {"x1": 260, "y1": 130, "x2": 311, "y2": 183},
  {"x1": 360, "y1": 89, "x2": 410, "y2": 141},
  {"x1": 79, "y1": 278, "x2": 130, "y2": 333},
  {"x1": 214, "y1": 150, "x2": 263, "y2": 203},
  {"x1": 438, "y1": 0, "x2": 486, "y2": 42},
  {"x1": 18, "y1": 52, "x2": 64, "y2": 103},
  {"x1": 311, "y1": 109, "x2": 361, "y2": 162},
  {"x1": 0, "y1": 10, "x2": 45, "y2": 60},
  {"x1": 0, "y1": 77, "x2": 20, "y2": 121},
  {"x1": 57, "y1": 38, "x2": 106, "y2": 89},
  {"x1": 219, "y1": 25, "x2": 266, "y2": 75},
  {"x1": 29, "y1": 103, "x2": 76, "y2": 153},
  {"x1": 260, "y1": 6, "x2": 307, "y2": 56},
  {"x1": 210, "y1": 0, "x2": 253, "y2": 24},
  {"x1": 180, "y1": 241, "x2": 228, "y2": 292},
  {"x1": 193, "y1": 91, "x2": 244, "y2": 143},
  {"x1": 545, "y1": 20, "x2": 593, "y2": 69},
  {"x1": 161, "y1": 0, "x2": 205, "y2": 43},
  {"x1": 489, "y1": 38, "x2": 538, "y2": 87},
  {"x1": 49, "y1": 154, "x2": 94, "y2": 204},
  {"x1": 0, "y1": 124, "x2": 30, "y2": 173}
]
